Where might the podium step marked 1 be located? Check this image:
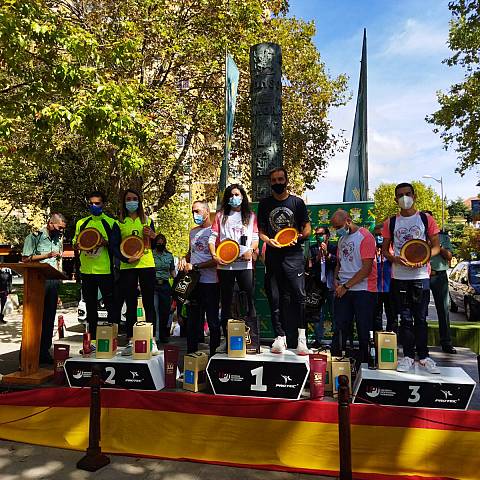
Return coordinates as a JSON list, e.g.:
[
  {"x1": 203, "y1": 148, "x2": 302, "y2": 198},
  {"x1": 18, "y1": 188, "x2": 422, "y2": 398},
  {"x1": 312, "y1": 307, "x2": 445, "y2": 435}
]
[
  {"x1": 353, "y1": 363, "x2": 476, "y2": 410},
  {"x1": 64, "y1": 352, "x2": 179, "y2": 391},
  {"x1": 207, "y1": 349, "x2": 310, "y2": 400}
]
